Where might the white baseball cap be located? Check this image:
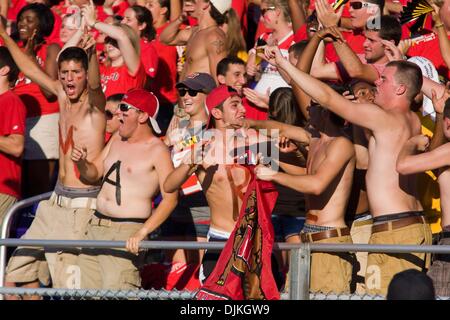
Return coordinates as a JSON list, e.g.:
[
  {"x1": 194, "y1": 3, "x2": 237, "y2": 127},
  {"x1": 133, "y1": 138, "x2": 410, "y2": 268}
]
[
  {"x1": 407, "y1": 56, "x2": 440, "y2": 122},
  {"x1": 210, "y1": 0, "x2": 232, "y2": 14}
]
